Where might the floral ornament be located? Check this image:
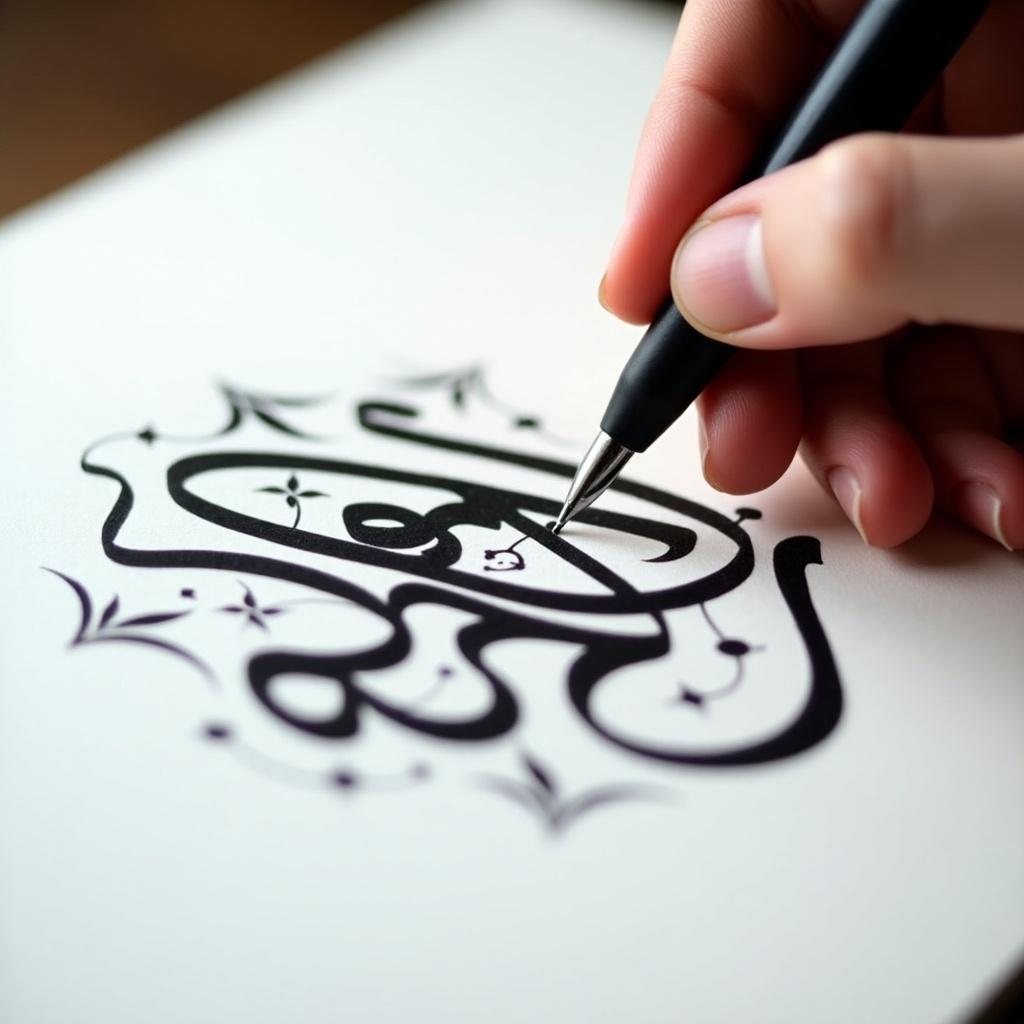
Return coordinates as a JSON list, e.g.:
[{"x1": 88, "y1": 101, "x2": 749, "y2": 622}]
[
  {"x1": 255, "y1": 472, "x2": 328, "y2": 528},
  {"x1": 675, "y1": 603, "x2": 763, "y2": 709},
  {"x1": 219, "y1": 583, "x2": 285, "y2": 632},
  {"x1": 393, "y1": 364, "x2": 552, "y2": 435},
  {"x1": 201, "y1": 723, "x2": 431, "y2": 794},
  {"x1": 133, "y1": 385, "x2": 330, "y2": 446},
  {"x1": 476, "y1": 752, "x2": 664, "y2": 835},
  {"x1": 220, "y1": 385, "x2": 330, "y2": 438},
  {"x1": 44, "y1": 569, "x2": 213, "y2": 685}
]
